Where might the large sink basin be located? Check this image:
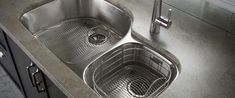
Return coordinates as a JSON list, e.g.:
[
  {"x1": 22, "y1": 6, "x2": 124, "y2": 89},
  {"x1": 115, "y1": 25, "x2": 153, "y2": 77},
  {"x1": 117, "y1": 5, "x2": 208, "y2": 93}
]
[
  {"x1": 20, "y1": 0, "x2": 180, "y2": 97},
  {"x1": 20, "y1": 0, "x2": 132, "y2": 76}
]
